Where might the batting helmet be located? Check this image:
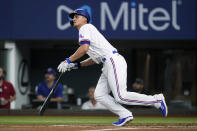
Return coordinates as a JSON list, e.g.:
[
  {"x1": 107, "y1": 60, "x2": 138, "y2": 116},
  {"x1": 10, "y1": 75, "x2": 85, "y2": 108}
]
[{"x1": 69, "y1": 9, "x2": 90, "y2": 23}]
